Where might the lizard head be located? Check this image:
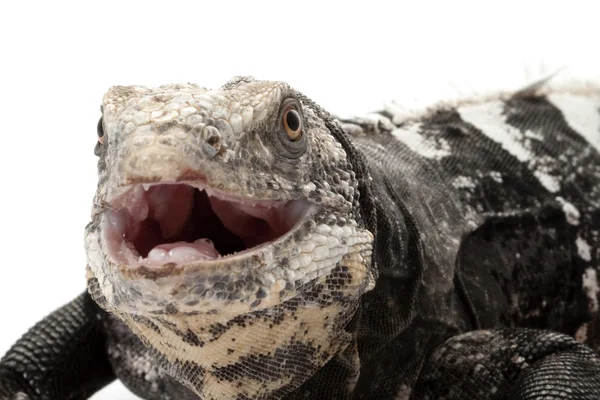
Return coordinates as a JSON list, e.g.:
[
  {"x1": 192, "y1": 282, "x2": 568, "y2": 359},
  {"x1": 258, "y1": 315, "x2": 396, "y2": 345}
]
[{"x1": 84, "y1": 76, "x2": 375, "y2": 397}]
